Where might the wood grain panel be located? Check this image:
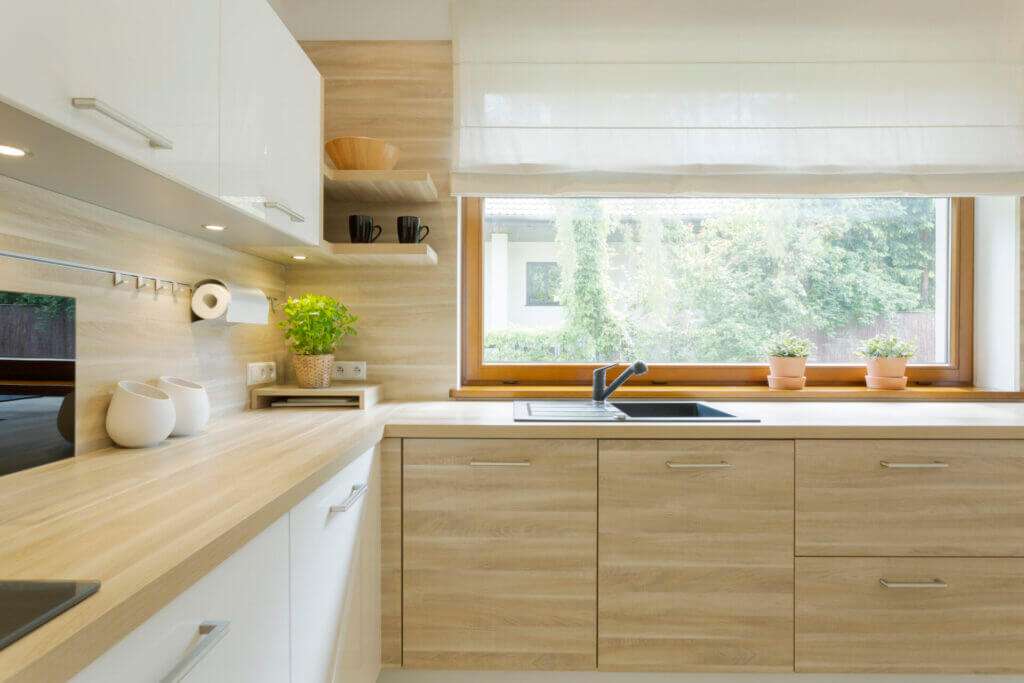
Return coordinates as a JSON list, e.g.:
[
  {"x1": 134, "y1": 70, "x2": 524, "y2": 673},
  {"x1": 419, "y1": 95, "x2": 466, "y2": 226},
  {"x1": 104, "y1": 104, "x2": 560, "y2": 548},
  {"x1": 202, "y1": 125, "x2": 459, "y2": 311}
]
[
  {"x1": 598, "y1": 440, "x2": 794, "y2": 672},
  {"x1": 289, "y1": 41, "x2": 455, "y2": 400},
  {"x1": 796, "y1": 439, "x2": 1024, "y2": 556},
  {"x1": 380, "y1": 437, "x2": 402, "y2": 668},
  {"x1": 402, "y1": 438, "x2": 597, "y2": 670},
  {"x1": 796, "y1": 557, "x2": 1024, "y2": 673},
  {"x1": 0, "y1": 175, "x2": 286, "y2": 453}
]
